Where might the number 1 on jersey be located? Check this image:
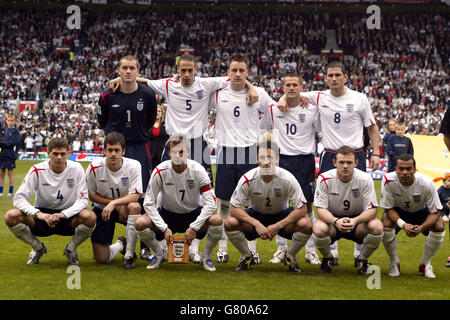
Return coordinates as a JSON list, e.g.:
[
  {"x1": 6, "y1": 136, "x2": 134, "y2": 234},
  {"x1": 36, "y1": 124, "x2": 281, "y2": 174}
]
[{"x1": 126, "y1": 109, "x2": 131, "y2": 122}]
